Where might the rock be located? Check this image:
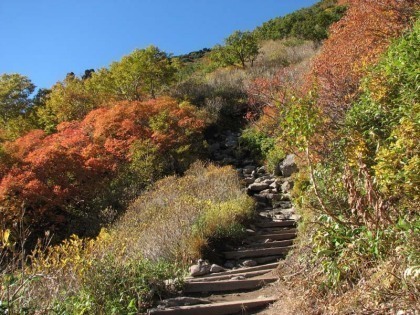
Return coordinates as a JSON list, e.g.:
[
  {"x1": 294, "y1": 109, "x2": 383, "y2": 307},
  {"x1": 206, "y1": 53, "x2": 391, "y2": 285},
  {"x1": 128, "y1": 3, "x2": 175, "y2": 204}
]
[
  {"x1": 273, "y1": 201, "x2": 293, "y2": 209},
  {"x1": 279, "y1": 154, "x2": 298, "y2": 177},
  {"x1": 290, "y1": 214, "x2": 302, "y2": 221},
  {"x1": 224, "y1": 261, "x2": 235, "y2": 269},
  {"x1": 248, "y1": 182, "x2": 269, "y2": 192},
  {"x1": 244, "y1": 177, "x2": 255, "y2": 185},
  {"x1": 262, "y1": 179, "x2": 275, "y2": 186},
  {"x1": 257, "y1": 166, "x2": 266, "y2": 174},
  {"x1": 243, "y1": 165, "x2": 256, "y2": 175},
  {"x1": 210, "y1": 264, "x2": 225, "y2": 273},
  {"x1": 281, "y1": 194, "x2": 291, "y2": 201},
  {"x1": 189, "y1": 259, "x2": 211, "y2": 277},
  {"x1": 281, "y1": 181, "x2": 293, "y2": 193},
  {"x1": 253, "y1": 194, "x2": 268, "y2": 203},
  {"x1": 159, "y1": 297, "x2": 210, "y2": 307},
  {"x1": 241, "y1": 259, "x2": 257, "y2": 267}
]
